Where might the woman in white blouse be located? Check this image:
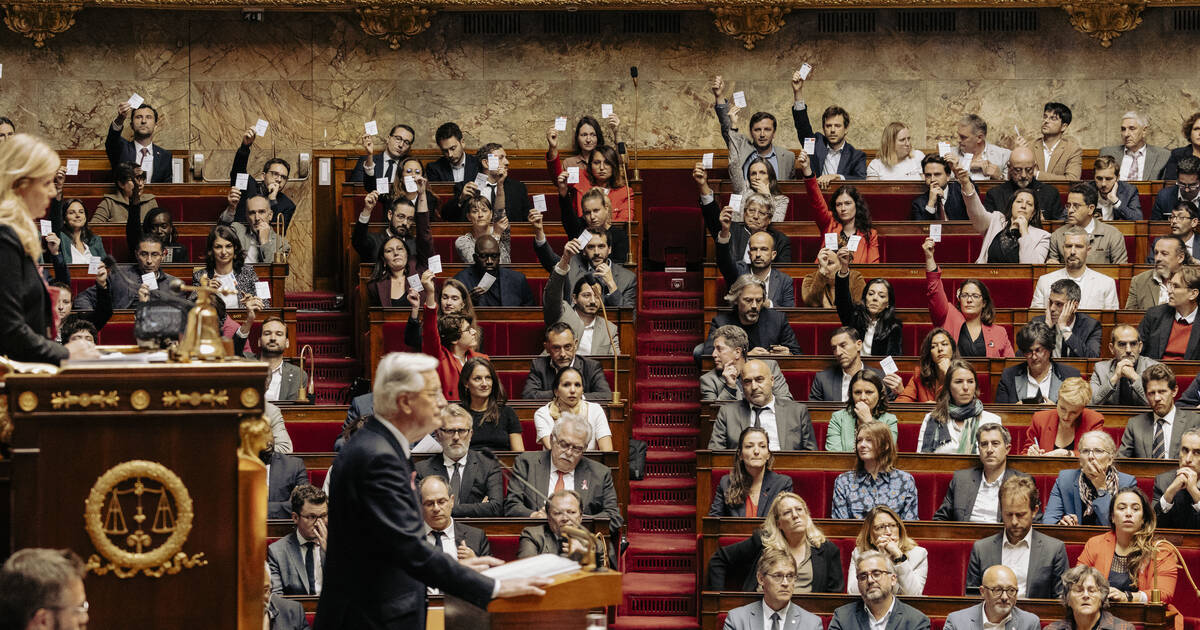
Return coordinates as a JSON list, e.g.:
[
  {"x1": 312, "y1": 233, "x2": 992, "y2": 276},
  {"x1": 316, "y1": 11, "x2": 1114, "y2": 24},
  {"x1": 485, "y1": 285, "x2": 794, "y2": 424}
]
[
  {"x1": 533, "y1": 366, "x2": 613, "y2": 451},
  {"x1": 453, "y1": 195, "x2": 511, "y2": 264},
  {"x1": 866, "y1": 122, "x2": 925, "y2": 180},
  {"x1": 917, "y1": 359, "x2": 1001, "y2": 454},
  {"x1": 847, "y1": 505, "x2": 928, "y2": 596}
]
